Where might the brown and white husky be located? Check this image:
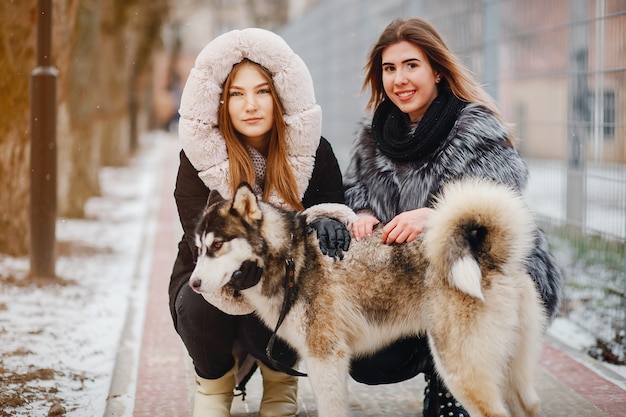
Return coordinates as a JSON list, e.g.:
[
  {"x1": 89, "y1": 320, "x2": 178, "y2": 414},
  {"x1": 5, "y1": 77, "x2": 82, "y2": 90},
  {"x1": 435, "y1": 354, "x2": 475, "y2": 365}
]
[{"x1": 189, "y1": 178, "x2": 546, "y2": 417}]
